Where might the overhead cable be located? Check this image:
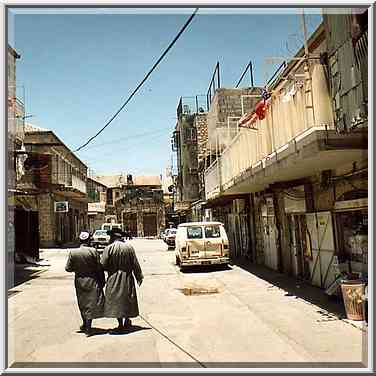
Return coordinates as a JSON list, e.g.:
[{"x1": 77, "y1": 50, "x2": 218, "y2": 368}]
[{"x1": 74, "y1": 8, "x2": 199, "y2": 152}]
